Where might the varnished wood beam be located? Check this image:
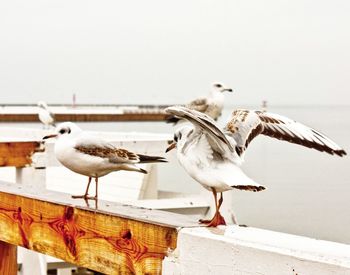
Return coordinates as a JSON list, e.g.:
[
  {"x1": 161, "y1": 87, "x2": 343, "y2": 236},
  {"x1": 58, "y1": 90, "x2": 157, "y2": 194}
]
[
  {"x1": 0, "y1": 241, "x2": 17, "y2": 275},
  {"x1": 0, "y1": 141, "x2": 44, "y2": 167},
  {"x1": 0, "y1": 182, "x2": 197, "y2": 274}
]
